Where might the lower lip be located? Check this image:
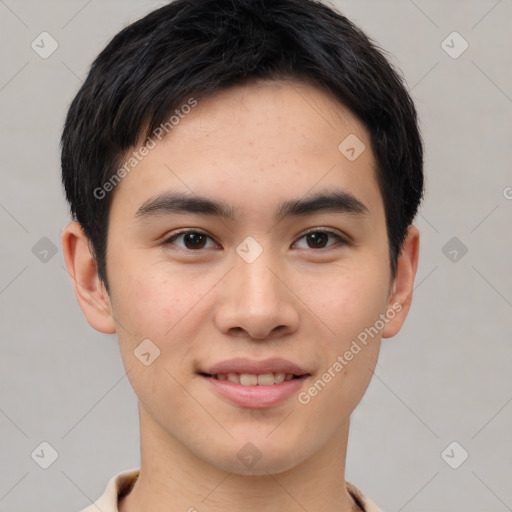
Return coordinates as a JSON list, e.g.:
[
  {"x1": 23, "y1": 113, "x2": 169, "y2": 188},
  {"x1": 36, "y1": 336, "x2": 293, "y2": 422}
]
[{"x1": 202, "y1": 375, "x2": 308, "y2": 408}]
